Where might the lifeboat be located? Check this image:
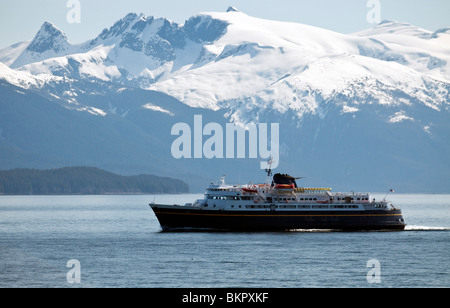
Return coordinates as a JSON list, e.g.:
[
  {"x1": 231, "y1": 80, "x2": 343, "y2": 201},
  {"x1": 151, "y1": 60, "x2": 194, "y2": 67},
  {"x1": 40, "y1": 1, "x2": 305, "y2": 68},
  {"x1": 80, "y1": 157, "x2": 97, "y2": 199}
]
[{"x1": 242, "y1": 187, "x2": 258, "y2": 193}]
